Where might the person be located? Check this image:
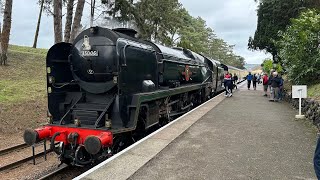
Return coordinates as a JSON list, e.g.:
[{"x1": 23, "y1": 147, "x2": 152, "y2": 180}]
[
  {"x1": 268, "y1": 71, "x2": 281, "y2": 102},
  {"x1": 246, "y1": 72, "x2": 253, "y2": 90},
  {"x1": 252, "y1": 73, "x2": 258, "y2": 90},
  {"x1": 262, "y1": 73, "x2": 269, "y2": 96},
  {"x1": 257, "y1": 73, "x2": 261, "y2": 84},
  {"x1": 268, "y1": 69, "x2": 275, "y2": 96},
  {"x1": 314, "y1": 135, "x2": 320, "y2": 179},
  {"x1": 233, "y1": 73, "x2": 238, "y2": 89},
  {"x1": 278, "y1": 74, "x2": 284, "y2": 100},
  {"x1": 224, "y1": 72, "x2": 233, "y2": 97}
]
